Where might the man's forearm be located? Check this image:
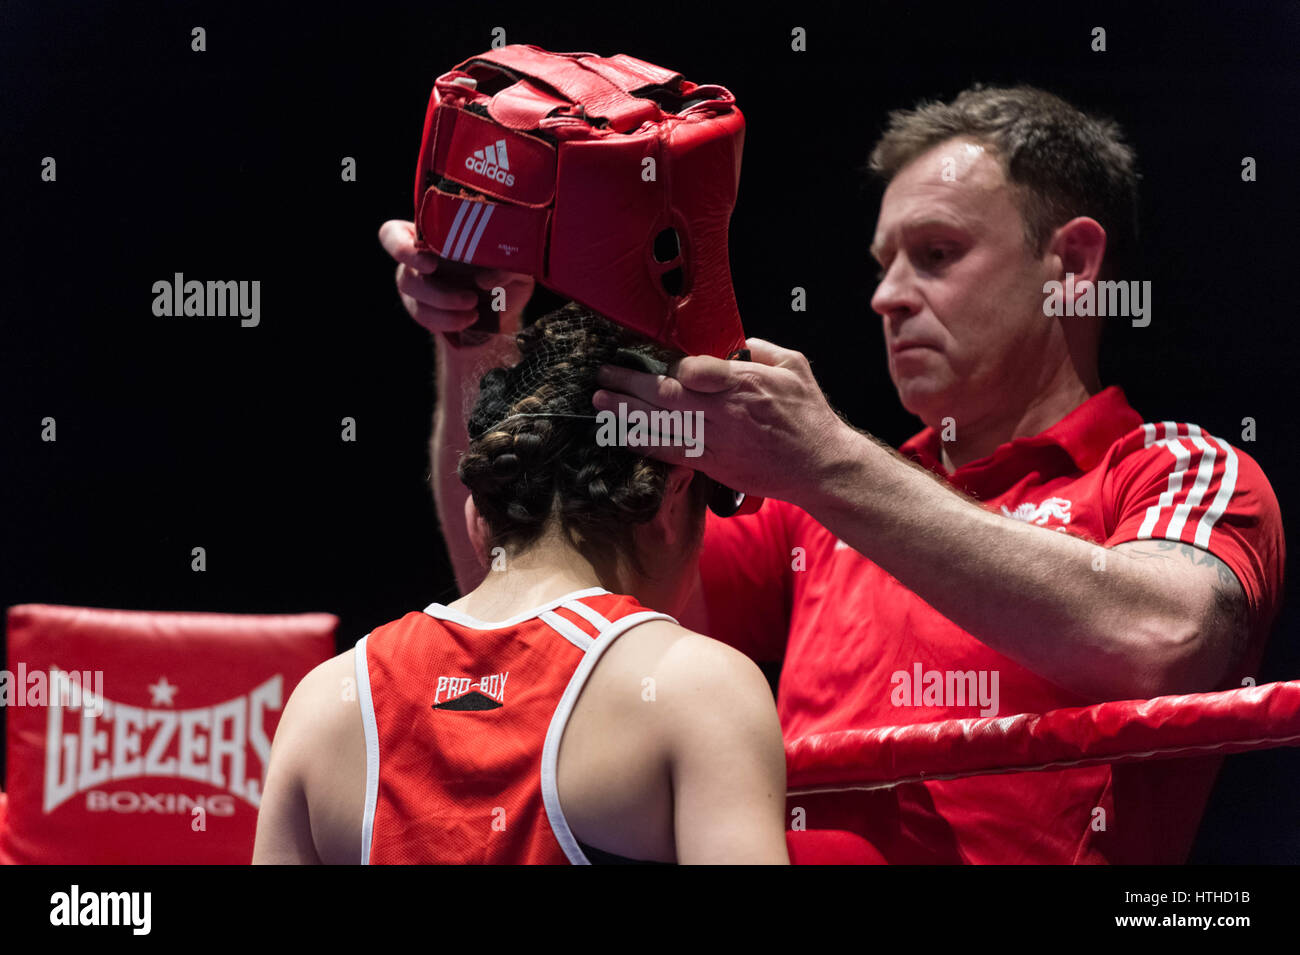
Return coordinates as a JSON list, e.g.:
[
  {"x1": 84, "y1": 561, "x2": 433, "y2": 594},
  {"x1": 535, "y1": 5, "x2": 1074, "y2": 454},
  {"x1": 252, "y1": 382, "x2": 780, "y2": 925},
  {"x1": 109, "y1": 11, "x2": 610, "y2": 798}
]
[
  {"x1": 799, "y1": 424, "x2": 1226, "y2": 701},
  {"x1": 431, "y1": 335, "x2": 518, "y2": 595}
]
